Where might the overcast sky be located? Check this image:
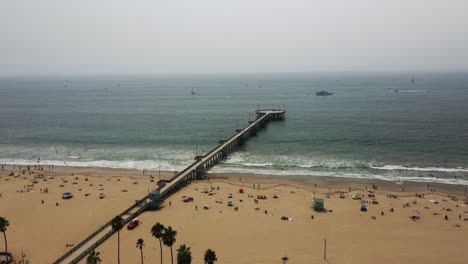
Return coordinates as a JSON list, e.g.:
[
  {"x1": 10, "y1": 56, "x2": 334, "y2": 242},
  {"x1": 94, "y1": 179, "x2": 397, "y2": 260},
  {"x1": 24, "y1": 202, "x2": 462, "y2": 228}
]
[{"x1": 1, "y1": 0, "x2": 468, "y2": 76}]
